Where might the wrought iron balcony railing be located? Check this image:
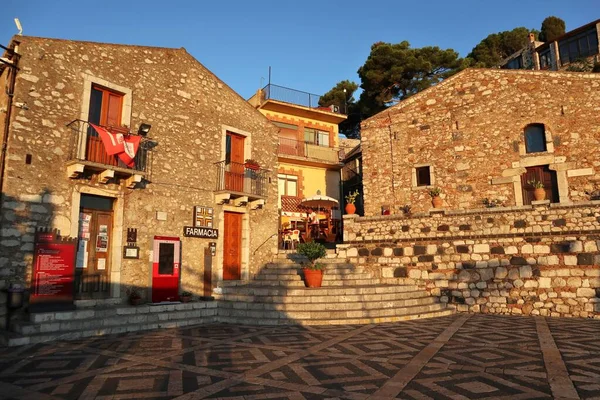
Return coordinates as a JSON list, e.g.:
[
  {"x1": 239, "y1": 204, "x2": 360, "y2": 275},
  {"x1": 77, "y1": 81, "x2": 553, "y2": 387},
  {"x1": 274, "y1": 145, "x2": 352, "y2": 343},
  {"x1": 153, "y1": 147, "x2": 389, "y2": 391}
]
[
  {"x1": 67, "y1": 119, "x2": 152, "y2": 174},
  {"x1": 215, "y1": 160, "x2": 268, "y2": 198},
  {"x1": 278, "y1": 137, "x2": 342, "y2": 164},
  {"x1": 262, "y1": 84, "x2": 323, "y2": 109}
]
